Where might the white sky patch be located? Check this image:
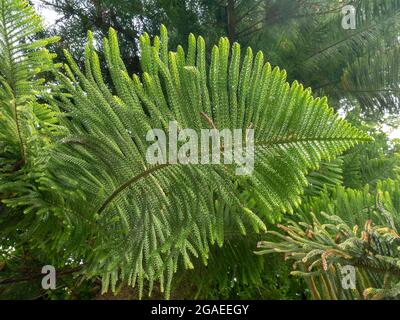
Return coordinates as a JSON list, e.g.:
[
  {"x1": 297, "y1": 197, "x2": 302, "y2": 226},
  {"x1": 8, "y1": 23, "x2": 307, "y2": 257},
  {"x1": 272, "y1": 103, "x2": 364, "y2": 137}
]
[
  {"x1": 391, "y1": 129, "x2": 400, "y2": 139},
  {"x1": 32, "y1": 0, "x2": 60, "y2": 26},
  {"x1": 382, "y1": 124, "x2": 400, "y2": 140}
]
